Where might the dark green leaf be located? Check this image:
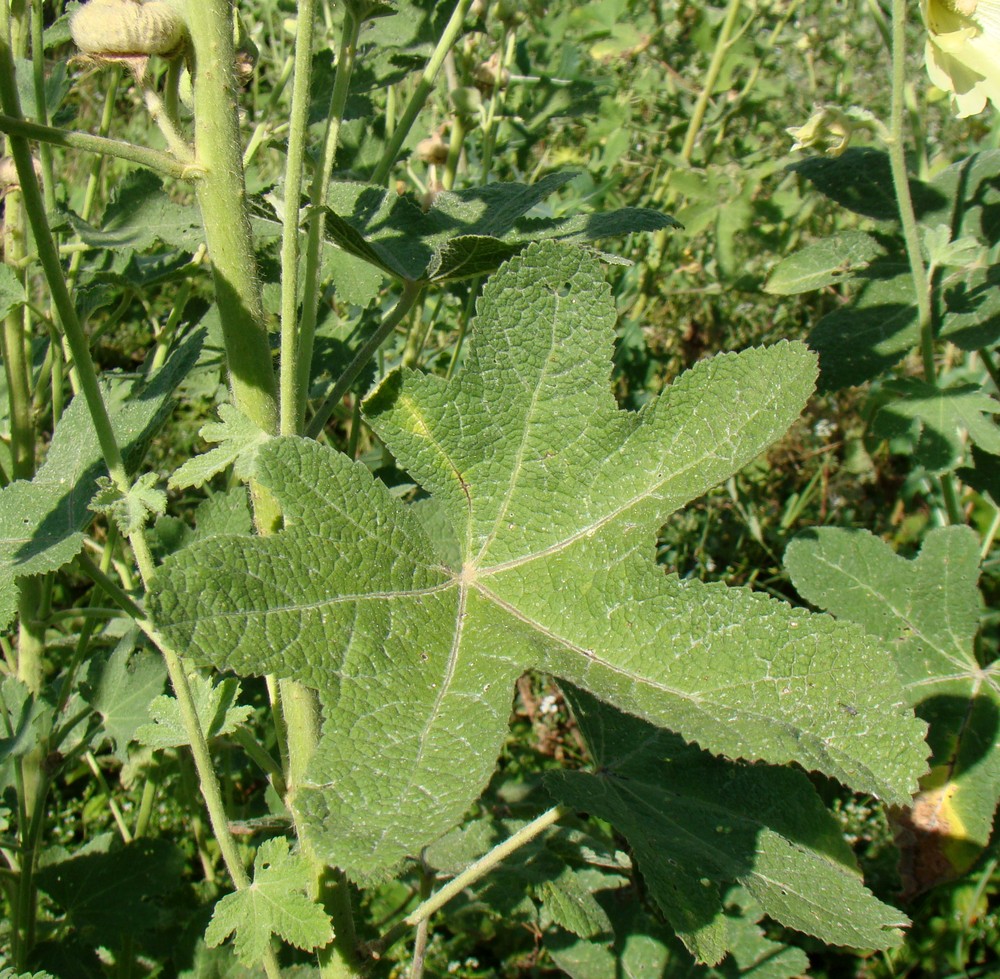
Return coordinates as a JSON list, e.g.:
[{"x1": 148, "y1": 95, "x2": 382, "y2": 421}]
[
  {"x1": 36, "y1": 838, "x2": 186, "y2": 946},
  {"x1": 545, "y1": 687, "x2": 907, "y2": 964}
]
